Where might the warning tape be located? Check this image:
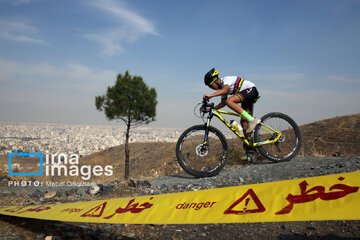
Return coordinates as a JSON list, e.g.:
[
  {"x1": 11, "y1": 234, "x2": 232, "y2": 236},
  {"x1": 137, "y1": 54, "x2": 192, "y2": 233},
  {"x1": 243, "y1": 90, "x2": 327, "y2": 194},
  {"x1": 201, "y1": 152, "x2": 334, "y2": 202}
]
[{"x1": 0, "y1": 171, "x2": 359, "y2": 224}]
